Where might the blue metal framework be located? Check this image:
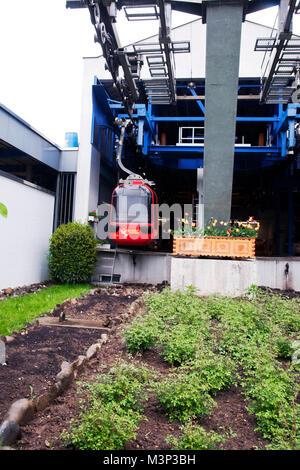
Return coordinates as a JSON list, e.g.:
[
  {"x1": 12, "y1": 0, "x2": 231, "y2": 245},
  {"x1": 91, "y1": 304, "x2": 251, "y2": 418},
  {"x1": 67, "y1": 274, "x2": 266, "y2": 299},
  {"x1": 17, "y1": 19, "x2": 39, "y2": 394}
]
[{"x1": 92, "y1": 79, "x2": 300, "y2": 173}]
